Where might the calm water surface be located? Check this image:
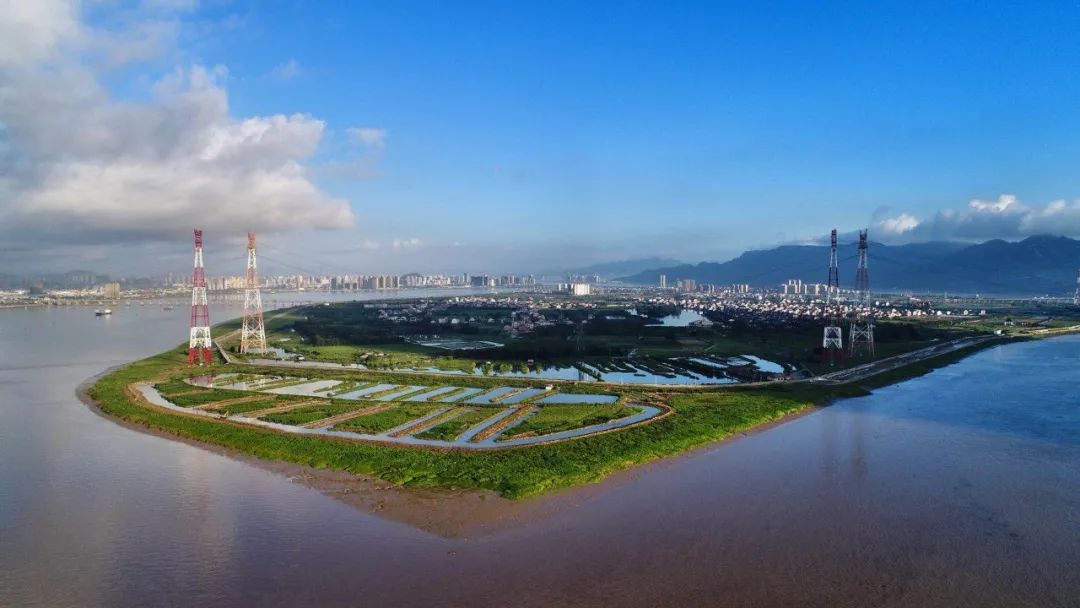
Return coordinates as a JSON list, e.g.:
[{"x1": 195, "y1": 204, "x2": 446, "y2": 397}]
[{"x1": 1, "y1": 297, "x2": 1078, "y2": 607}]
